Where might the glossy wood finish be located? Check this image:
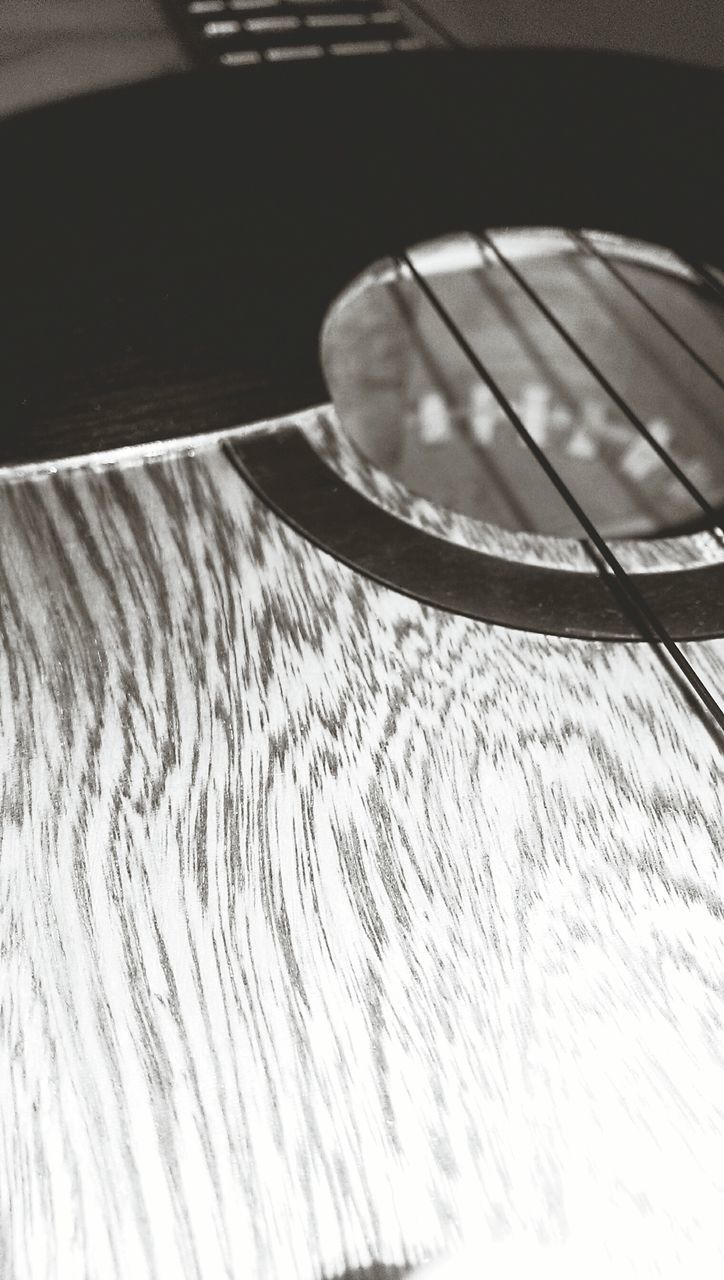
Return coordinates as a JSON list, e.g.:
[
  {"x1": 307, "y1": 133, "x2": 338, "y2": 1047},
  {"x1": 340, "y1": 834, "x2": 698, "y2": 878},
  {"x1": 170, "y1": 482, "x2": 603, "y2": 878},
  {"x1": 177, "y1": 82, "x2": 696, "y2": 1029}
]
[
  {"x1": 2, "y1": 418, "x2": 723, "y2": 1280},
  {"x1": 3, "y1": 8, "x2": 724, "y2": 1280},
  {"x1": 229, "y1": 423, "x2": 724, "y2": 639}
]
